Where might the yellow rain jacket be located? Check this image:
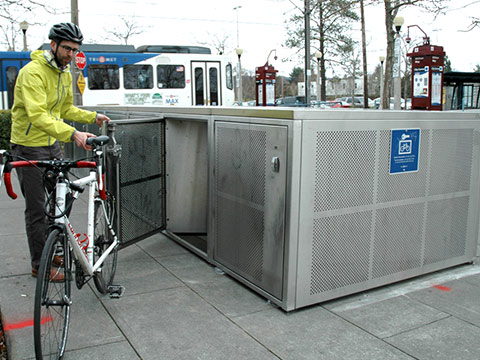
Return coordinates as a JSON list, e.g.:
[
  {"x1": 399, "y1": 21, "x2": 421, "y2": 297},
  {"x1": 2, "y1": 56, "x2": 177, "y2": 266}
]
[{"x1": 10, "y1": 50, "x2": 97, "y2": 147}]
